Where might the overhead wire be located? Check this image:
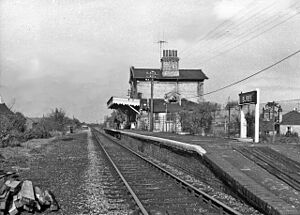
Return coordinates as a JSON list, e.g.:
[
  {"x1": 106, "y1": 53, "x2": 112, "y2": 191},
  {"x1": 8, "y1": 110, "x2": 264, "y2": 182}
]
[
  {"x1": 185, "y1": 49, "x2": 300, "y2": 99},
  {"x1": 181, "y1": 1, "x2": 299, "y2": 66},
  {"x1": 179, "y1": 0, "x2": 257, "y2": 57},
  {"x1": 193, "y1": 9, "x2": 300, "y2": 67},
  {"x1": 199, "y1": 2, "x2": 300, "y2": 58},
  {"x1": 180, "y1": 0, "x2": 278, "y2": 59}
]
